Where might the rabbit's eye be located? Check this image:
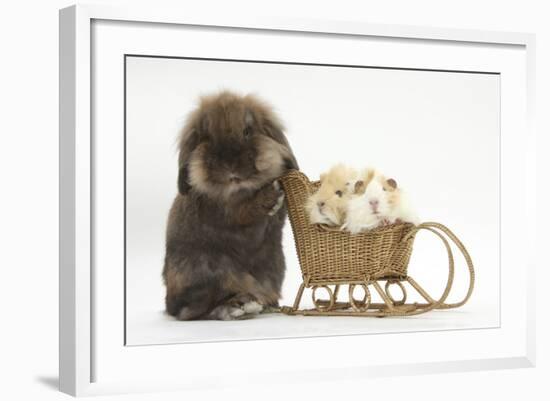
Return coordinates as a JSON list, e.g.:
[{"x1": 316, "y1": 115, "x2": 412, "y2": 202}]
[
  {"x1": 335, "y1": 190, "x2": 343, "y2": 197},
  {"x1": 243, "y1": 127, "x2": 252, "y2": 139}
]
